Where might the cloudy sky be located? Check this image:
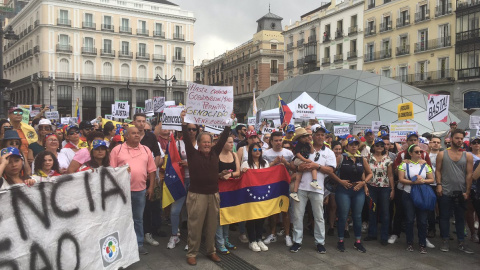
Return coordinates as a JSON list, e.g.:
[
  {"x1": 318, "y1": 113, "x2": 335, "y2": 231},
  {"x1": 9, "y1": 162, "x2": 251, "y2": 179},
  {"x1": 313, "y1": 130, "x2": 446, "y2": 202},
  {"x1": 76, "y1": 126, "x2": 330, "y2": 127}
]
[{"x1": 170, "y1": 0, "x2": 325, "y2": 65}]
